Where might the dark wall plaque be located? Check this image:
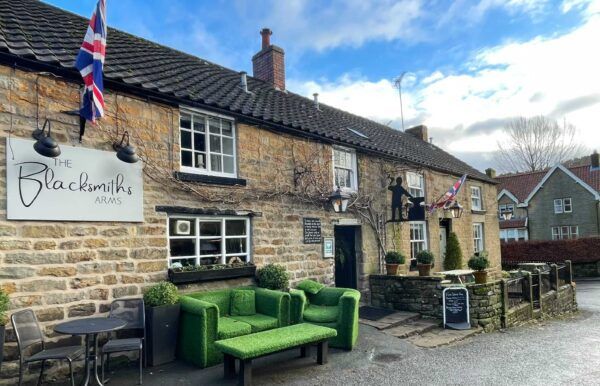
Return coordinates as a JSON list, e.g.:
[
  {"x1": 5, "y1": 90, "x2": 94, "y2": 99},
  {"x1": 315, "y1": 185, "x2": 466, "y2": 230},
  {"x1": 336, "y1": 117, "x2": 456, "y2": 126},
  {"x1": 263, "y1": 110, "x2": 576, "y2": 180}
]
[
  {"x1": 443, "y1": 287, "x2": 470, "y2": 330},
  {"x1": 303, "y1": 218, "x2": 322, "y2": 244}
]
